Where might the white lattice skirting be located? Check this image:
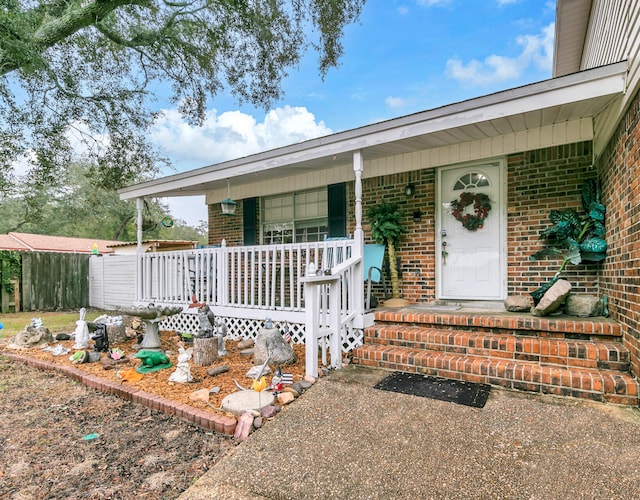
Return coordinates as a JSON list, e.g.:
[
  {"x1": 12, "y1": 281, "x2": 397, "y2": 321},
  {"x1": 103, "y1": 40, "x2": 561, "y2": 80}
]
[{"x1": 159, "y1": 313, "x2": 363, "y2": 354}]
